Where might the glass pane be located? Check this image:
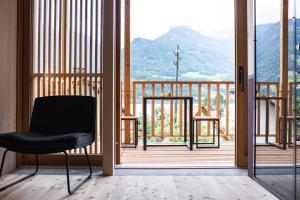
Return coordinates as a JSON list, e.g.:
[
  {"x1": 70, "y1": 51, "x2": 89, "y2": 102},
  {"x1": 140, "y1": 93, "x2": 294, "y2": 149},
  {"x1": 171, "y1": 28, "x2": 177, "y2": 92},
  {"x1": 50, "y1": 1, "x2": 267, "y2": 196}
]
[
  {"x1": 296, "y1": 0, "x2": 300, "y2": 198},
  {"x1": 255, "y1": 0, "x2": 296, "y2": 199}
]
